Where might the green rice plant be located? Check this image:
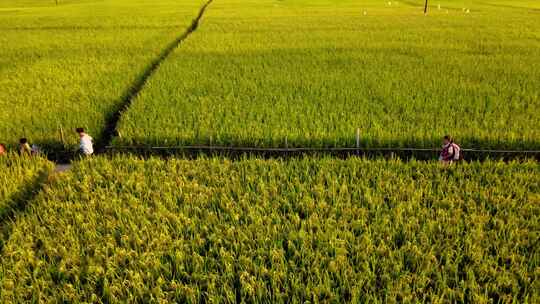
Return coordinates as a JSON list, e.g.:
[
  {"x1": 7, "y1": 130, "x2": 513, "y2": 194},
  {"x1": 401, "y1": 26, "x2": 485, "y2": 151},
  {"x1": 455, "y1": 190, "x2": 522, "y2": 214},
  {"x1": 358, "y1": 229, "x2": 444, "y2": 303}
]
[
  {"x1": 116, "y1": 0, "x2": 540, "y2": 150},
  {"x1": 1, "y1": 156, "x2": 538, "y2": 302},
  {"x1": 0, "y1": 155, "x2": 53, "y2": 220},
  {"x1": 0, "y1": 0, "x2": 206, "y2": 151}
]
